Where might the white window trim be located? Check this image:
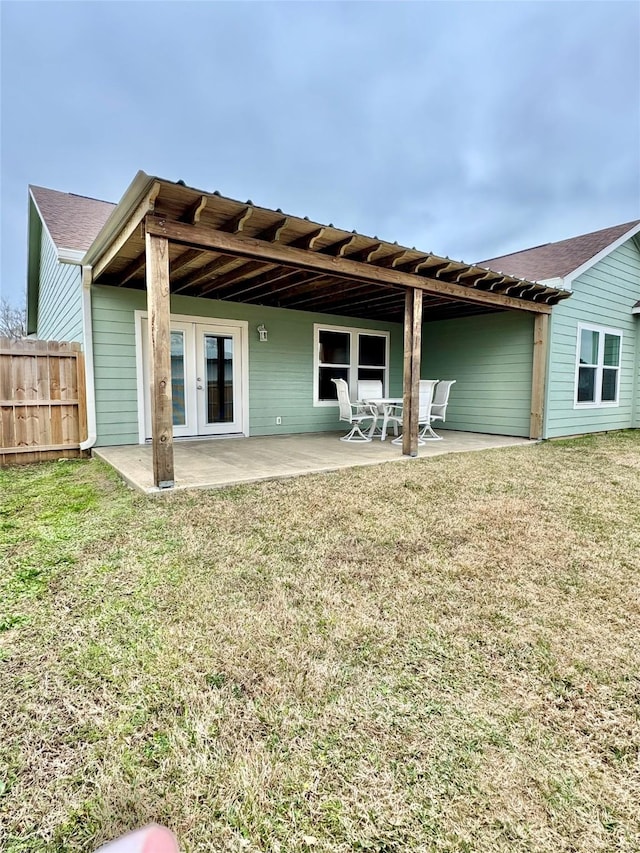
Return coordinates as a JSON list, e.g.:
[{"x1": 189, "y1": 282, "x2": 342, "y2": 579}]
[
  {"x1": 313, "y1": 323, "x2": 390, "y2": 407},
  {"x1": 574, "y1": 322, "x2": 623, "y2": 409}
]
